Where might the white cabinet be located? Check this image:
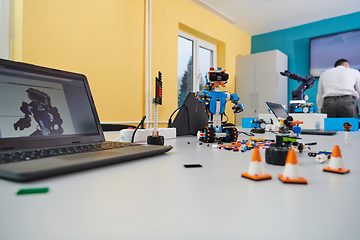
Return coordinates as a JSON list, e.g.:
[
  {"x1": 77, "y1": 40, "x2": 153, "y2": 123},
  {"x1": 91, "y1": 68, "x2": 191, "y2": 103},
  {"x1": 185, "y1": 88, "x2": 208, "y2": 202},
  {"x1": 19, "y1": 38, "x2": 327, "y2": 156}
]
[{"x1": 235, "y1": 50, "x2": 288, "y2": 125}]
